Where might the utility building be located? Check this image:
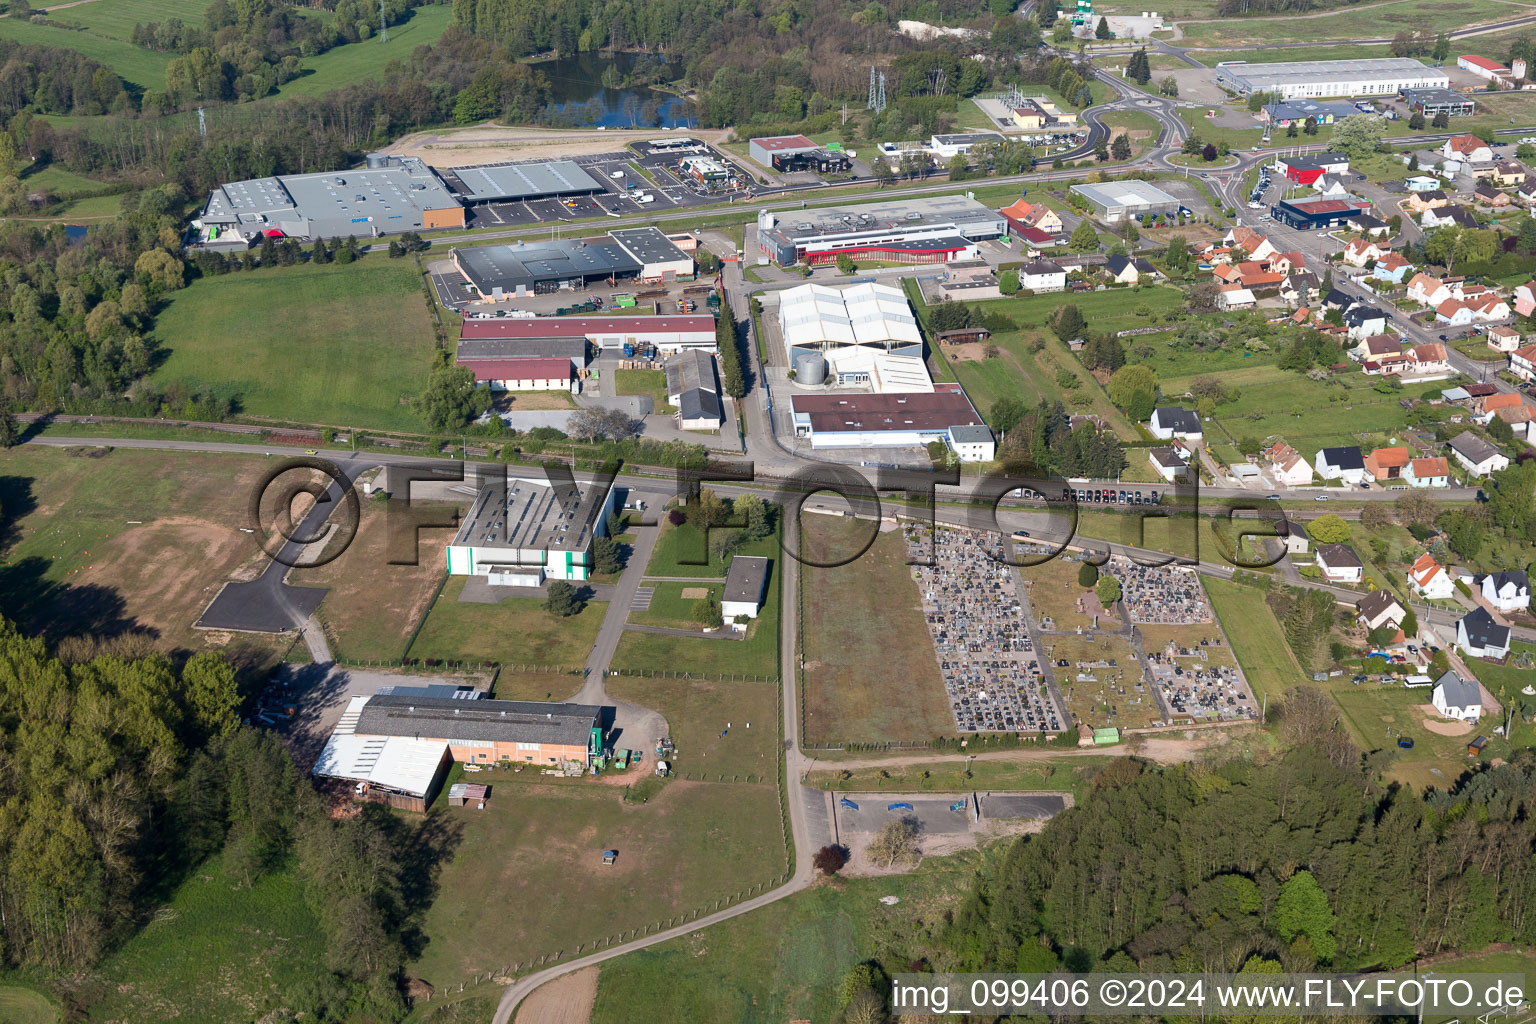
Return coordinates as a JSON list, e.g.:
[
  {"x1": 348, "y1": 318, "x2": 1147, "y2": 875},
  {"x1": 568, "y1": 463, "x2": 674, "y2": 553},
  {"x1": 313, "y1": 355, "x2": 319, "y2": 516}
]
[
  {"x1": 1069, "y1": 180, "x2": 1180, "y2": 223},
  {"x1": 446, "y1": 476, "x2": 618, "y2": 584}
]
